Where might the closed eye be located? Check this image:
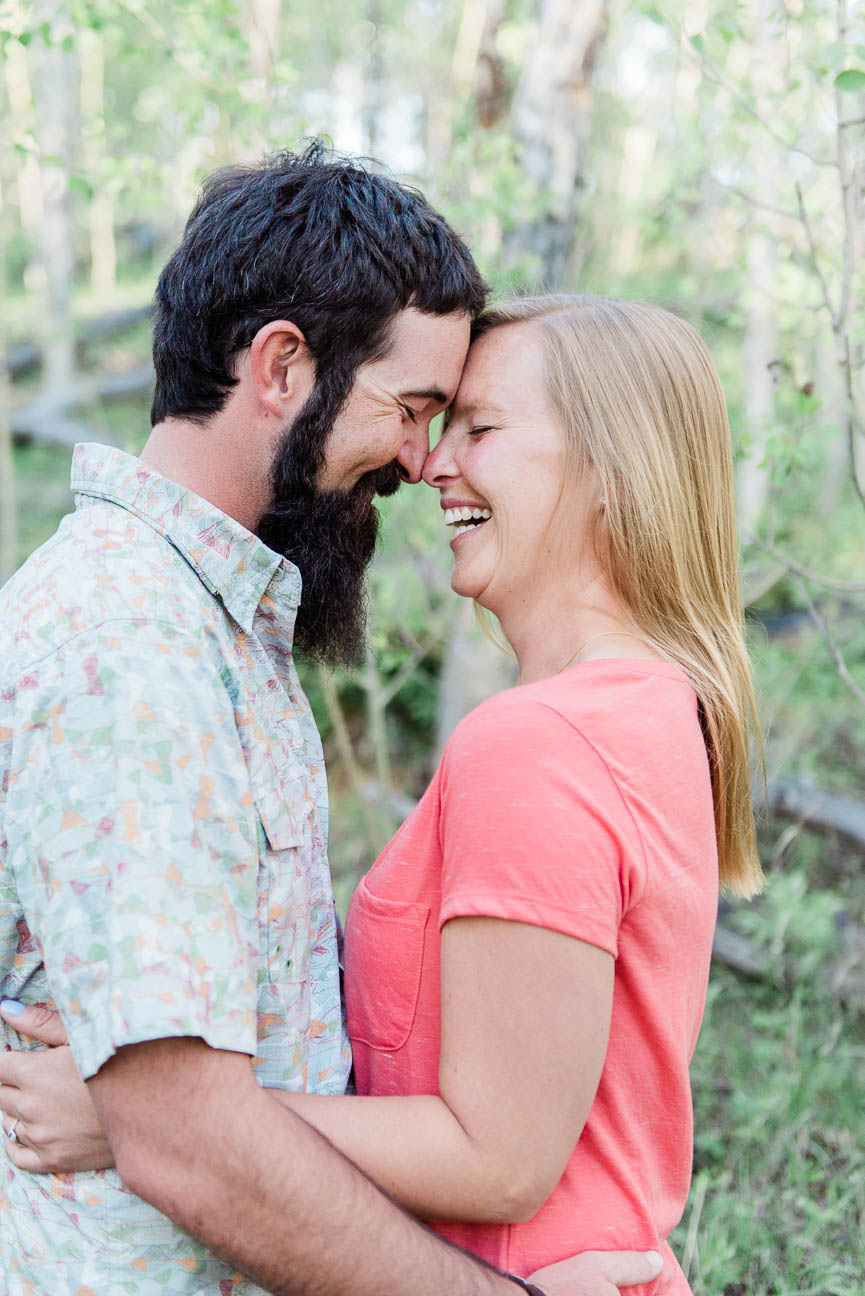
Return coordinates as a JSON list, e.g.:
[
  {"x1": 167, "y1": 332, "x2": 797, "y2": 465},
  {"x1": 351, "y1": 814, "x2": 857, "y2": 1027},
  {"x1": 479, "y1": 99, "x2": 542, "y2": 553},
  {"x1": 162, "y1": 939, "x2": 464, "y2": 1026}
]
[
  {"x1": 470, "y1": 425, "x2": 495, "y2": 436},
  {"x1": 402, "y1": 405, "x2": 418, "y2": 424}
]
